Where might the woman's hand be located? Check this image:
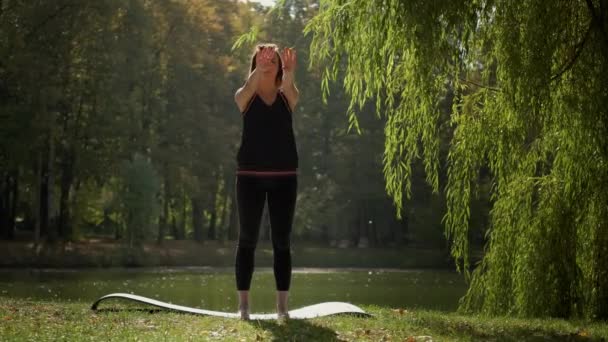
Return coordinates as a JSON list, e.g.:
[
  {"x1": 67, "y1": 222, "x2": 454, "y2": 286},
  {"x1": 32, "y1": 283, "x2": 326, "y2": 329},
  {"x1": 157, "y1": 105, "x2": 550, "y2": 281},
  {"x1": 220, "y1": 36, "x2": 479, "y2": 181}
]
[
  {"x1": 281, "y1": 47, "x2": 296, "y2": 74},
  {"x1": 255, "y1": 47, "x2": 274, "y2": 73},
  {"x1": 280, "y1": 47, "x2": 299, "y2": 111}
]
